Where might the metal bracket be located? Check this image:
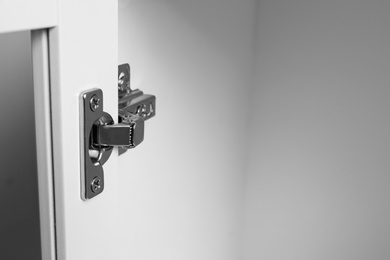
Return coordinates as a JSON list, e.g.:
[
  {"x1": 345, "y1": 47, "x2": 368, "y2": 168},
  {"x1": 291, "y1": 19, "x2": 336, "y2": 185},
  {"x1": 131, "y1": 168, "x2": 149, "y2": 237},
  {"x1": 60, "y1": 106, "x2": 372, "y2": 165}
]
[
  {"x1": 118, "y1": 64, "x2": 156, "y2": 155},
  {"x1": 80, "y1": 89, "x2": 113, "y2": 200},
  {"x1": 80, "y1": 64, "x2": 156, "y2": 200}
]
